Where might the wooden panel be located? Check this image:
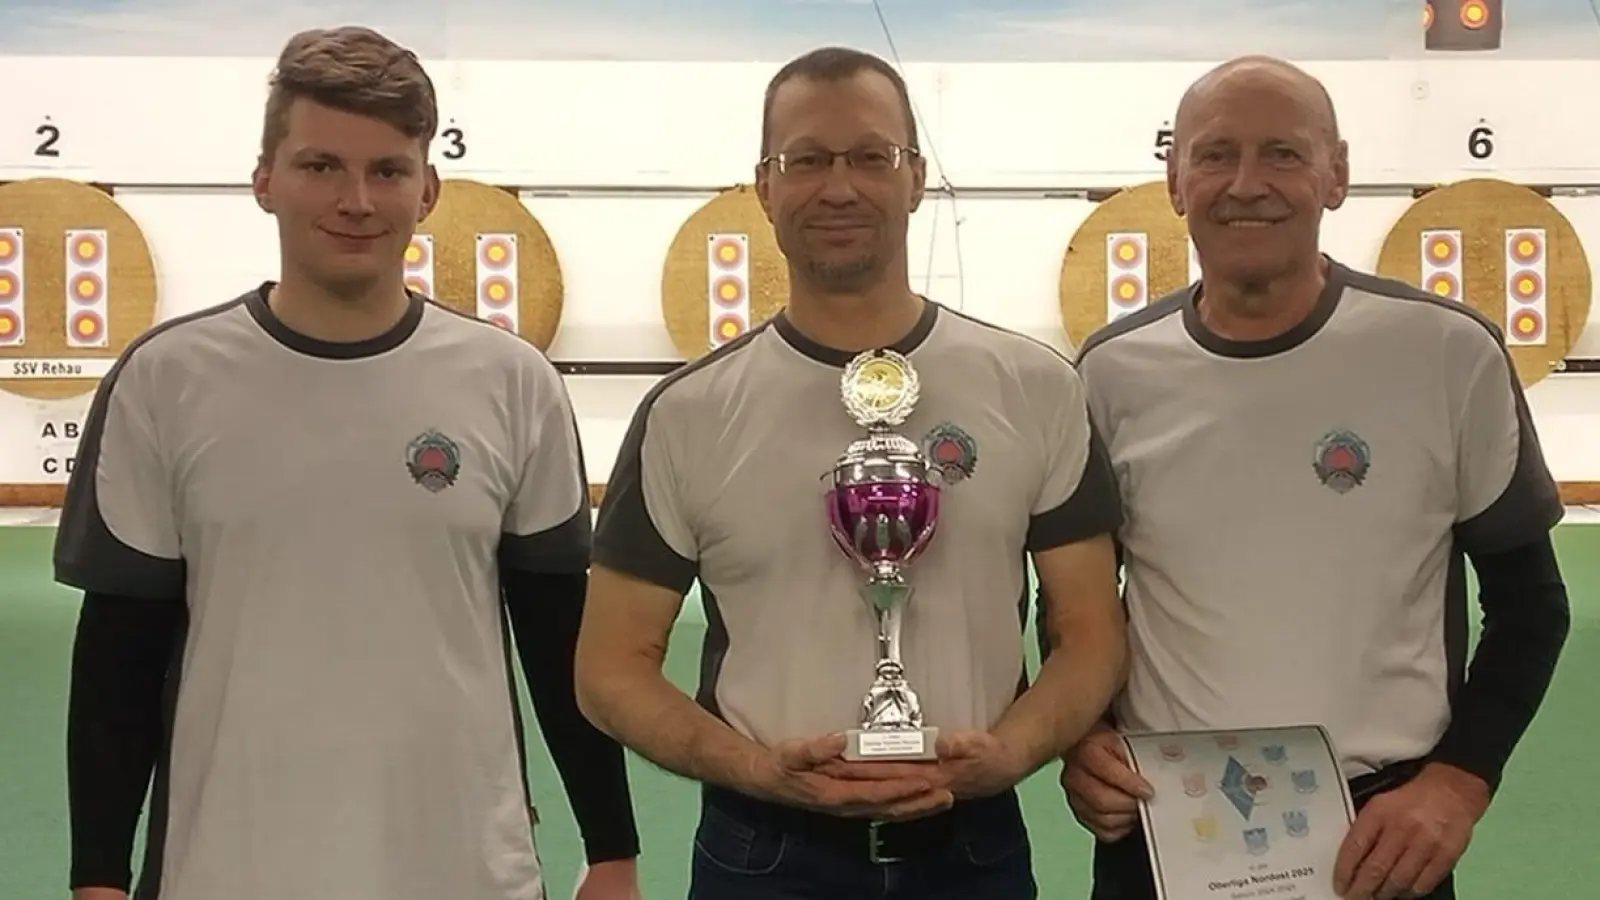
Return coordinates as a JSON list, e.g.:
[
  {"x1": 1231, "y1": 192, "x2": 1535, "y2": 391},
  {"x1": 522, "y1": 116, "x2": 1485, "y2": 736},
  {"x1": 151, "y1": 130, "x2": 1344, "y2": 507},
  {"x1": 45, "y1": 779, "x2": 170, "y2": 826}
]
[
  {"x1": 0, "y1": 483, "x2": 61, "y2": 507},
  {"x1": 1563, "y1": 481, "x2": 1600, "y2": 506}
]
